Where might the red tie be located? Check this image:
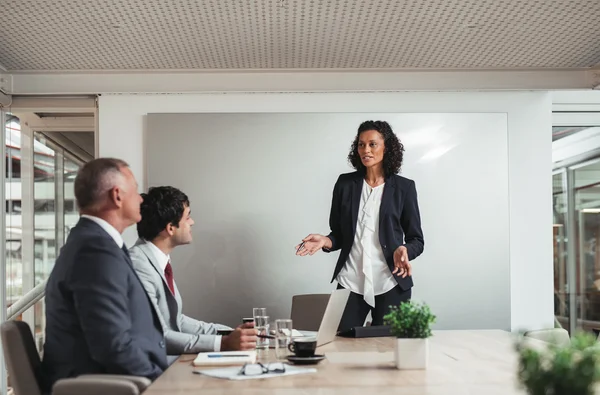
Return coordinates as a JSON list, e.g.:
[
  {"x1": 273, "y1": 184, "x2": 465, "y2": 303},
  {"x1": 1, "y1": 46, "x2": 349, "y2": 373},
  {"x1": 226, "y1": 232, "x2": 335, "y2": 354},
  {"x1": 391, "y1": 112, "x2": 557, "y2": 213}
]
[{"x1": 164, "y1": 261, "x2": 175, "y2": 295}]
